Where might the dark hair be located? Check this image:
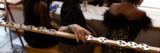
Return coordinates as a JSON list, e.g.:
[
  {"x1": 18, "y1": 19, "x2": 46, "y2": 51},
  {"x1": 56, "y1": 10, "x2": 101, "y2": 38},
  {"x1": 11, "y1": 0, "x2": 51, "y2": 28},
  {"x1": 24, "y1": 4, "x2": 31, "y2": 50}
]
[
  {"x1": 126, "y1": 0, "x2": 143, "y2": 5},
  {"x1": 23, "y1": 0, "x2": 61, "y2": 48},
  {"x1": 23, "y1": 0, "x2": 54, "y2": 28},
  {"x1": 107, "y1": 0, "x2": 121, "y2": 7}
]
